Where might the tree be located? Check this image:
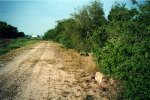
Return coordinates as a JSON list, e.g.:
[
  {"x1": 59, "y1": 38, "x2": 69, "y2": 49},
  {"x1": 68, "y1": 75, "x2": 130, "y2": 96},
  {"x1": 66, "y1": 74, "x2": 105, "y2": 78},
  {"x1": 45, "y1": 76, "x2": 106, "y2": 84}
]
[
  {"x1": 94, "y1": 1, "x2": 150, "y2": 99},
  {"x1": 108, "y1": 3, "x2": 138, "y2": 21},
  {"x1": 0, "y1": 21, "x2": 25, "y2": 39},
  {"x1": 18, "y1": 32, "x2": 25, "y2": 37},
  {"x1": 73, "y1": 0, "x2": 106, "y2": 37}
]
